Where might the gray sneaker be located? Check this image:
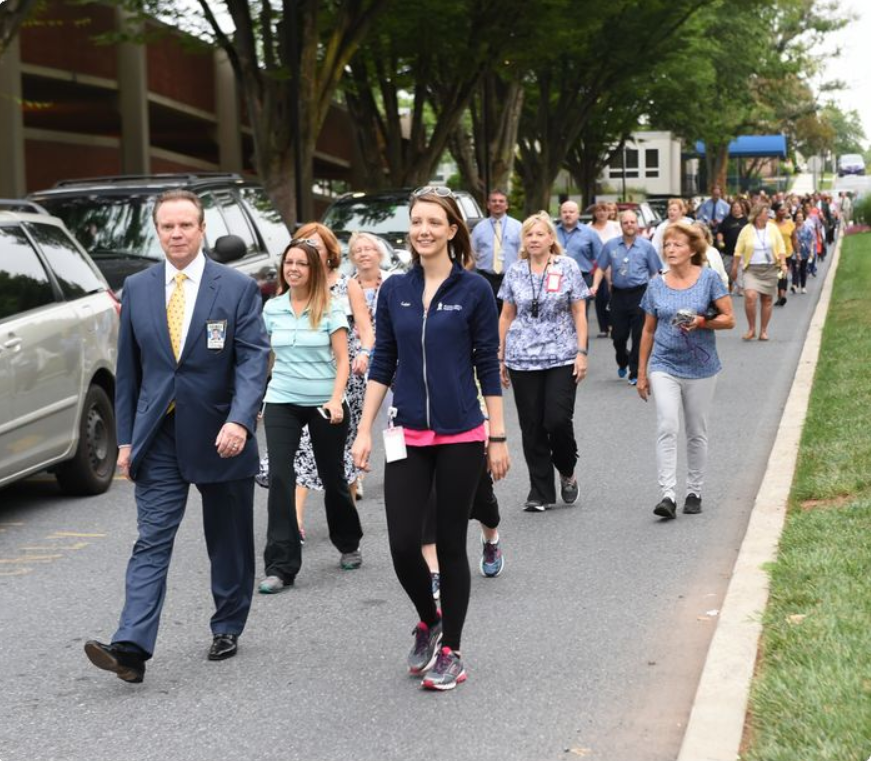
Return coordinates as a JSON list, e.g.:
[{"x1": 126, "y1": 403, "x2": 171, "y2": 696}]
[
  {"x1": 421, "y1": 647, "x2": 467, "y2": 691},
  {"x1": 258, "y1": 575, "x2": 287, "y2": 594},
  {"x1": 340, "y1": 549, "x2": 362, "y2": 570},
  {"x1": 560, "y1": 474, "x2": 579, "y2": 505},
  {"x1": 408, "y1": 617, "x2": 443, "y2": 675}
]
